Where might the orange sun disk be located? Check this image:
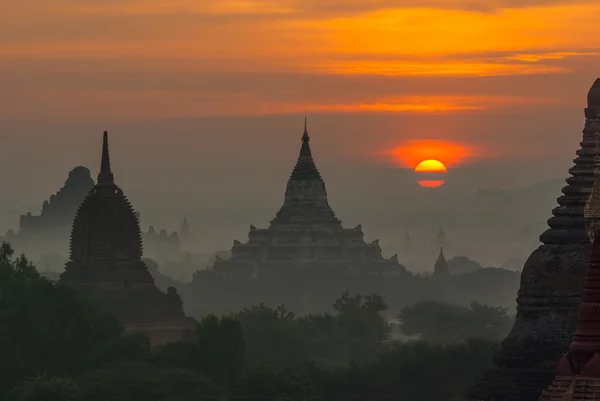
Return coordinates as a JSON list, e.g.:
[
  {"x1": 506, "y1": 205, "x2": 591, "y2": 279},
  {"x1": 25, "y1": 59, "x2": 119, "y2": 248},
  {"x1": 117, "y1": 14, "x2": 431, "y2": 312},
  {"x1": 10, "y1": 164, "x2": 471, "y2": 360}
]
[
  {"x1": 414, "y1": 159, "x2": 448, "y2": 173},
  {"x1": 414, "y1": 159, "x2": 447, "y2": 188}
]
